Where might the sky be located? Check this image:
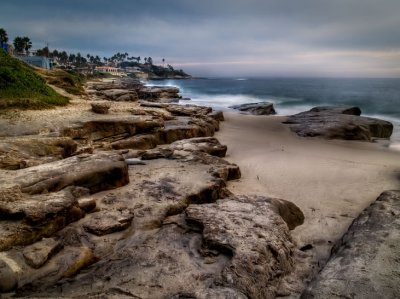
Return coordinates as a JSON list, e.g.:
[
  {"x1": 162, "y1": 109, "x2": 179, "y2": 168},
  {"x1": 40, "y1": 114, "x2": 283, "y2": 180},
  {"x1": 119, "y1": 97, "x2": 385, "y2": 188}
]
[{"x1": 1, "y1": 0, "x2": 400, "y2": 78}]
